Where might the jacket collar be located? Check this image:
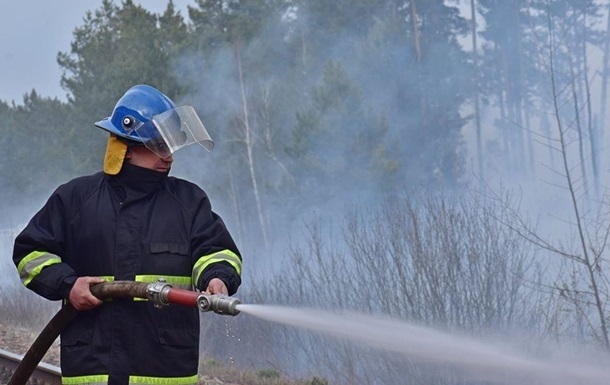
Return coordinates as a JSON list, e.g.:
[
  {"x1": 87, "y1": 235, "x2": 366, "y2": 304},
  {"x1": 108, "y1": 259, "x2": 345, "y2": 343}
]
[{"x1": 110, "y1": 162, "x2": 168, "y2": 202}]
